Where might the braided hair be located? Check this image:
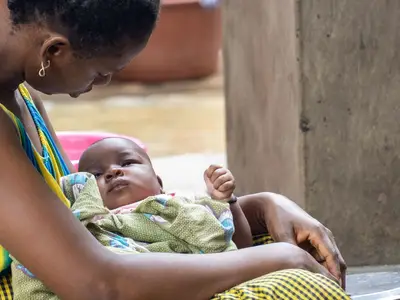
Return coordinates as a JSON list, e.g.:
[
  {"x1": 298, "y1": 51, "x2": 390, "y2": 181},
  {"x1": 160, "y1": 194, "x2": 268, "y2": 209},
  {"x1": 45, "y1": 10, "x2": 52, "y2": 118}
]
[{"x1": 8, "y1": 0, "x2": 160, "y2": 56}]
